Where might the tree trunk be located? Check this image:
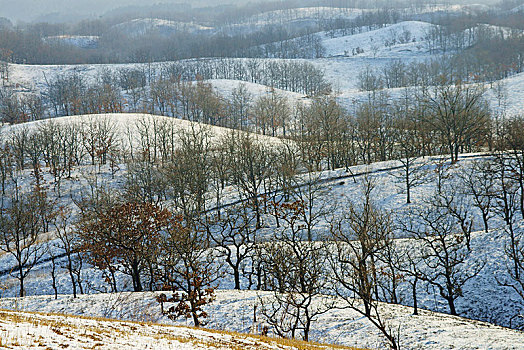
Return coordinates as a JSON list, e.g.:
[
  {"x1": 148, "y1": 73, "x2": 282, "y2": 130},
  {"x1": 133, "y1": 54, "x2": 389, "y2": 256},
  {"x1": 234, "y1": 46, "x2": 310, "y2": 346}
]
[
  {"x1": 68, "y1": 256, "x2": 77, "y2": 298},
  {"x1": 131, "y1": 261, "x2": 143, "y2": 292},
  {"x1": 19, "y1": 264, "x2": 25, "y2": 297},
  {"x1": 412, "y1": 276, "x2": 418, "y2": 315},
  {"x1": 233, "y1": 268, "x2": 241, "y2": 290},
  {"x1": 51, "y1": 256, "x2": 58, "y2": 300},
  {"x1": 482, "y1": 212, "x2": 489, "y2": 233}
]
